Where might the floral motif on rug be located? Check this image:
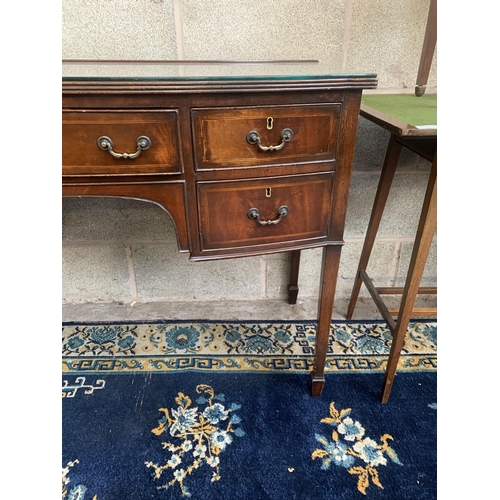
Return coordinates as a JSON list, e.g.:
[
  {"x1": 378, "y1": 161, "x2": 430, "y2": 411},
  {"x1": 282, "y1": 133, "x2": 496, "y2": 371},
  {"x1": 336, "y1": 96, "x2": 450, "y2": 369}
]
[
  {"x1": 312, "y1": 401, "x2": 403, "y2": 495},
  {"x1": 145, "y1": 384, "x2": 245, "y2": 497}
]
